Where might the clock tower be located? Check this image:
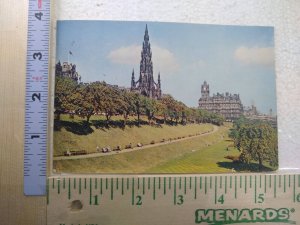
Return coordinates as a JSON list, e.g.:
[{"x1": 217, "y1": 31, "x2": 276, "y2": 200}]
[{"x1": 201, "y1": 81, "x2": 210, "y2": 99}]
